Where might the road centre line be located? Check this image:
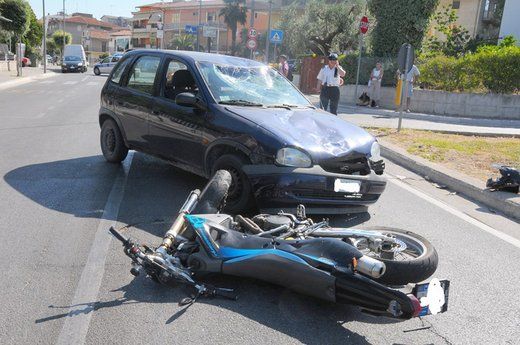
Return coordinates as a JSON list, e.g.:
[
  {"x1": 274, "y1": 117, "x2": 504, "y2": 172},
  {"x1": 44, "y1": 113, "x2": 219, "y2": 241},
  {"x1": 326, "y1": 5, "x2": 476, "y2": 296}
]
[
  {"x1": 387, "y1": 174, "x2": 520, "y2": 249},
  {"x1": 56, "y1": 151, "x2": 134, "y2": 345}
]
